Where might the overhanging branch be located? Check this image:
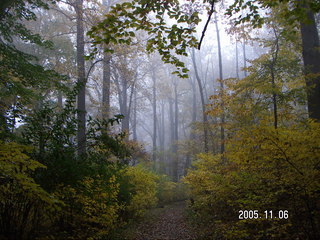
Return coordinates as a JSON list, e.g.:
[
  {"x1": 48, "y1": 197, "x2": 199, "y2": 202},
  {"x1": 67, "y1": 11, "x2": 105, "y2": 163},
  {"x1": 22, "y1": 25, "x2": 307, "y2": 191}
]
[{"x1": 197, "y1": 2, "x2": 215, "y2": 50}]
